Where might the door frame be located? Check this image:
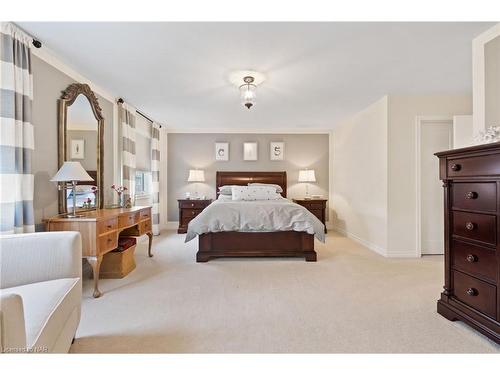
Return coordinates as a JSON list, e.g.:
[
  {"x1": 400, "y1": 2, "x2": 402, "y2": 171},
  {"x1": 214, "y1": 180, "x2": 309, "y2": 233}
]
[{"x1": 415, "y1": 116, "x2": 453, "y2": 257}]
